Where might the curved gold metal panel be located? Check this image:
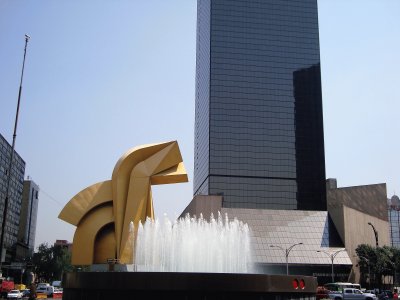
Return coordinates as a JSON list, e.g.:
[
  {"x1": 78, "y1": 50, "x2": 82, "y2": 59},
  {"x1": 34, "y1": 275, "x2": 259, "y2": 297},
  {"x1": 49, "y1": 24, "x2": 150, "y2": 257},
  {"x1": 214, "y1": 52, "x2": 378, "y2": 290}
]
[
  {"x1": 111, "y1": 141, "x2": 175, "y2": 254},
  {"x1": 71, "y1": 204, "x2": 114, "y2": 265},
  {"x1": 58, "y1": 180, "x2": 112, "y2": 226},
  {"x1": 118, "y1": 142, "x2": 186, "y2": 257},
  {"x1": 93, "y1": 223, "x2": 116, "y2": 264},
  {"x1": 60, "y1": 141, "x2": 188, "y2": 265}
]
